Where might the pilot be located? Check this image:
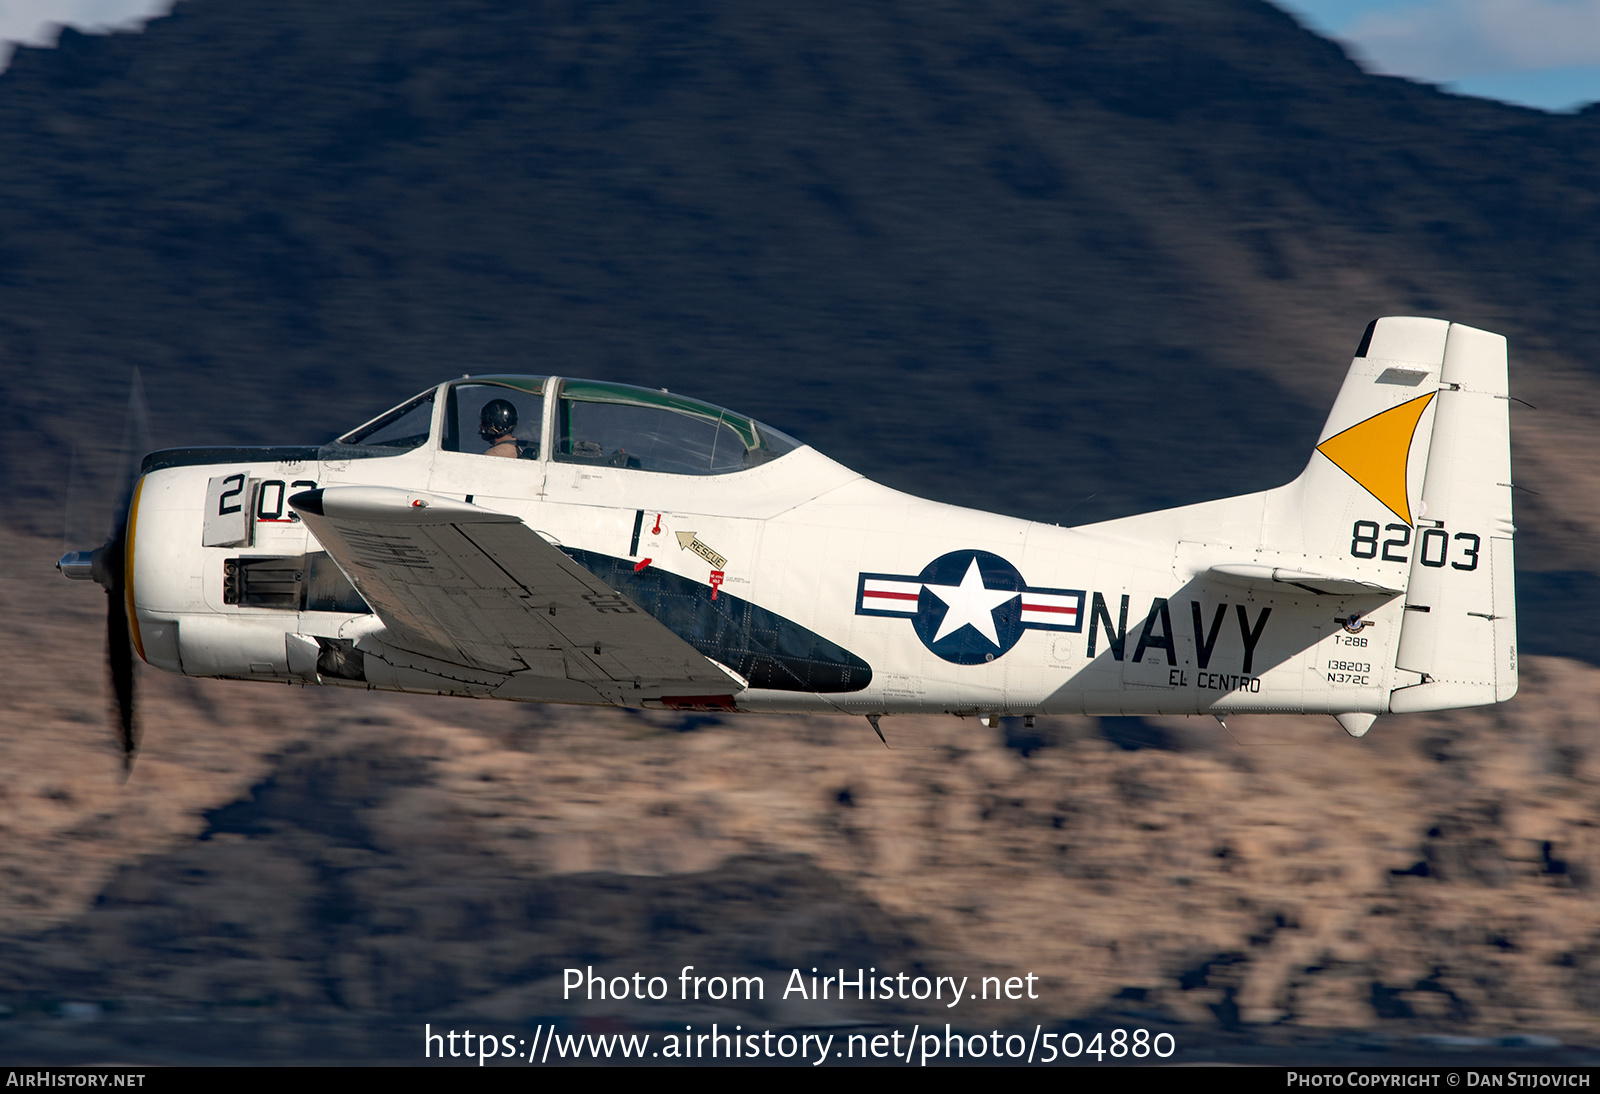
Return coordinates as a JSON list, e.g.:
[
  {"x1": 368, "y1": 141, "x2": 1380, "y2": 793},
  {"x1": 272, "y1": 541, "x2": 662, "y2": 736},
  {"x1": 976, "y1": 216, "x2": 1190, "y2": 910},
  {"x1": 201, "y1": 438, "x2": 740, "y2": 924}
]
[{"x1": 479, "y1": 399, "x2": 521, "y2": 458}]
